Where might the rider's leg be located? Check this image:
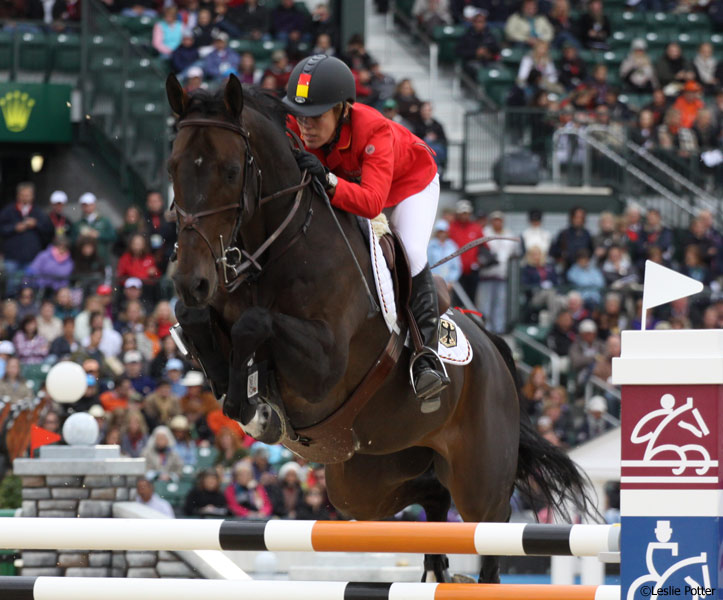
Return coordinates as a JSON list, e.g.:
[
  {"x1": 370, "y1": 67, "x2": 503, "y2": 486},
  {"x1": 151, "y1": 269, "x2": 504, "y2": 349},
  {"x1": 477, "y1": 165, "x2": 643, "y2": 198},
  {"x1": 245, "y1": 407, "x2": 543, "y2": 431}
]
[{"x1": 390, "y1": 174, "x2": 450, "y2": 412}]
